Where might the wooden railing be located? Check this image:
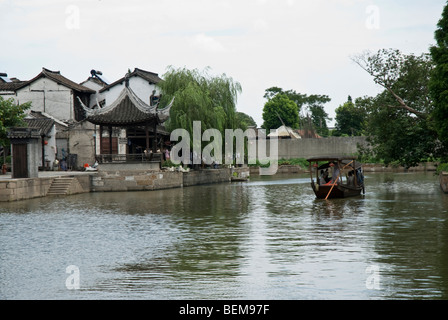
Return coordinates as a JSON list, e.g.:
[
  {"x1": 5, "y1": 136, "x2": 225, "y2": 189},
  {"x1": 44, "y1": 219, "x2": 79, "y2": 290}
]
[{"x1": 96, "y1": 153, "x2": 163, "y2": 163}]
